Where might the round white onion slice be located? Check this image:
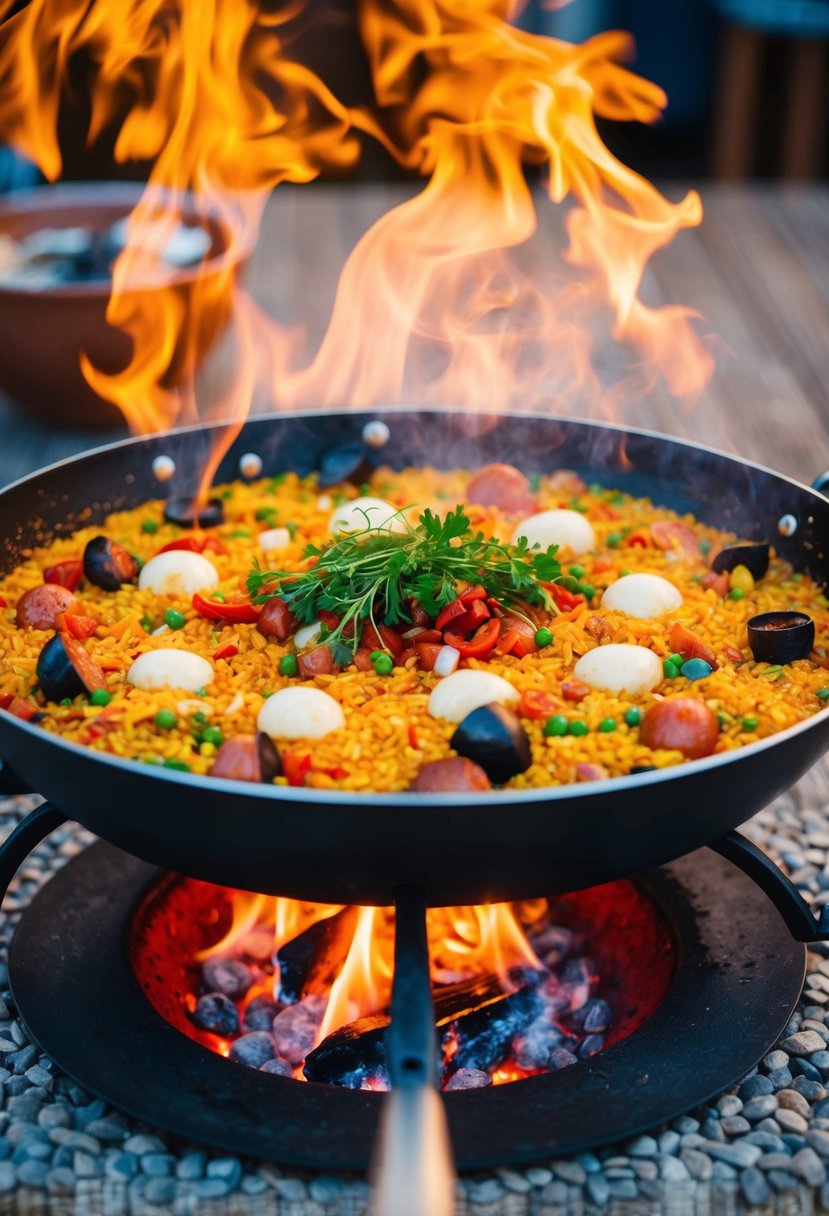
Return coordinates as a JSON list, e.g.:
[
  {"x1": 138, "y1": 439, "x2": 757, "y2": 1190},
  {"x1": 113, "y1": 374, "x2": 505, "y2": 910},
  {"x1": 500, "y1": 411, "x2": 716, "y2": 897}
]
[
  {"x1": 428, "y1": 669, "x2": 519, "y2": 723},
  {"x1": 328, "y1": 496, "x2": 407, "y2": 535},
  {"x1": 573, "y1": 644, "x2": 663, "y2": 696},
  {"x1": 600, "y1": 573, "x2": 682, "y2": 619},
  {"x1": 257, "y1": 687, "x2": 345, "y2": 739},
  {"x1": 138, "y1": 551, "x2": 218, "y2": 598},
  {"x1": 512, "y1": 509, "x2": 595, "y2": 556},
  {"x1": 128, "y1": 649, "x2": 214, "y2": 692}
]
